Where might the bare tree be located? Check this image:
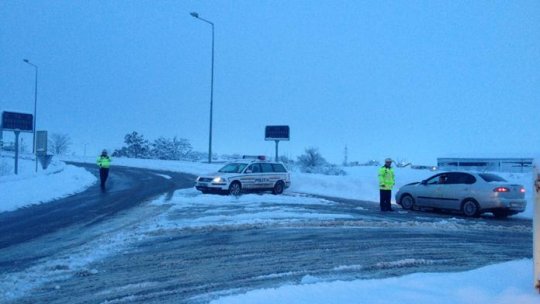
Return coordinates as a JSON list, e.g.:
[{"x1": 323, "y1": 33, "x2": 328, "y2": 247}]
[
  {"x1": 297, "y1": 147, "x2": 327, "y2": 169},
  {"x1": 49, "y1": 133, "x2": 72, "y2": 155},
  {"x1": 394, "y1": 158, "x2": 411, "y2": 168}
]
